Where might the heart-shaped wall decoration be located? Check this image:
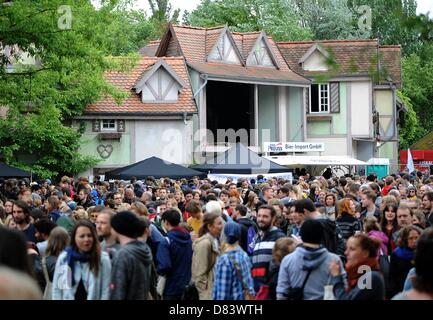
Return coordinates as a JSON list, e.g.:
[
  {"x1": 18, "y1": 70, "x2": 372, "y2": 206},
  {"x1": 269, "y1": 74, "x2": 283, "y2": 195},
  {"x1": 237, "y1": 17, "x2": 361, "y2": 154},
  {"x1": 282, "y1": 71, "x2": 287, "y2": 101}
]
[{"x1": 97, "y1": 144, "x2": 114, "y2": 159}]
